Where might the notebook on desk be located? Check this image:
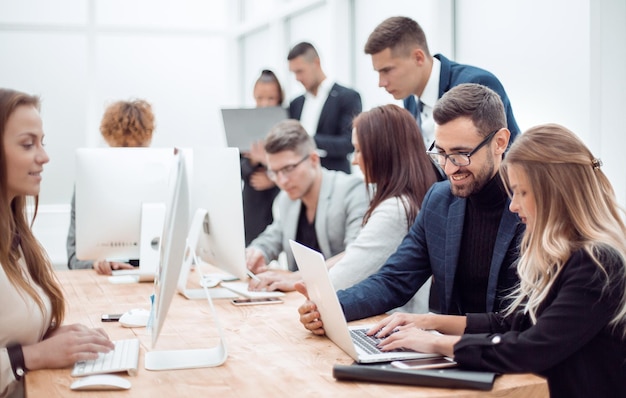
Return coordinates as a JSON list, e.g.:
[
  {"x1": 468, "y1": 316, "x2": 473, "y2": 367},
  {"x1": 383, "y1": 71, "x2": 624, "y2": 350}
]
[
  {"x1": 221, "y1": 107, "x2": 288, "y2": 151},
  {"x1": 289, "y1": 240, "x2": 439, "y2": 363},
  {"x1": 332, "y1": 363, "x2": 497, "y2": 391}
]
